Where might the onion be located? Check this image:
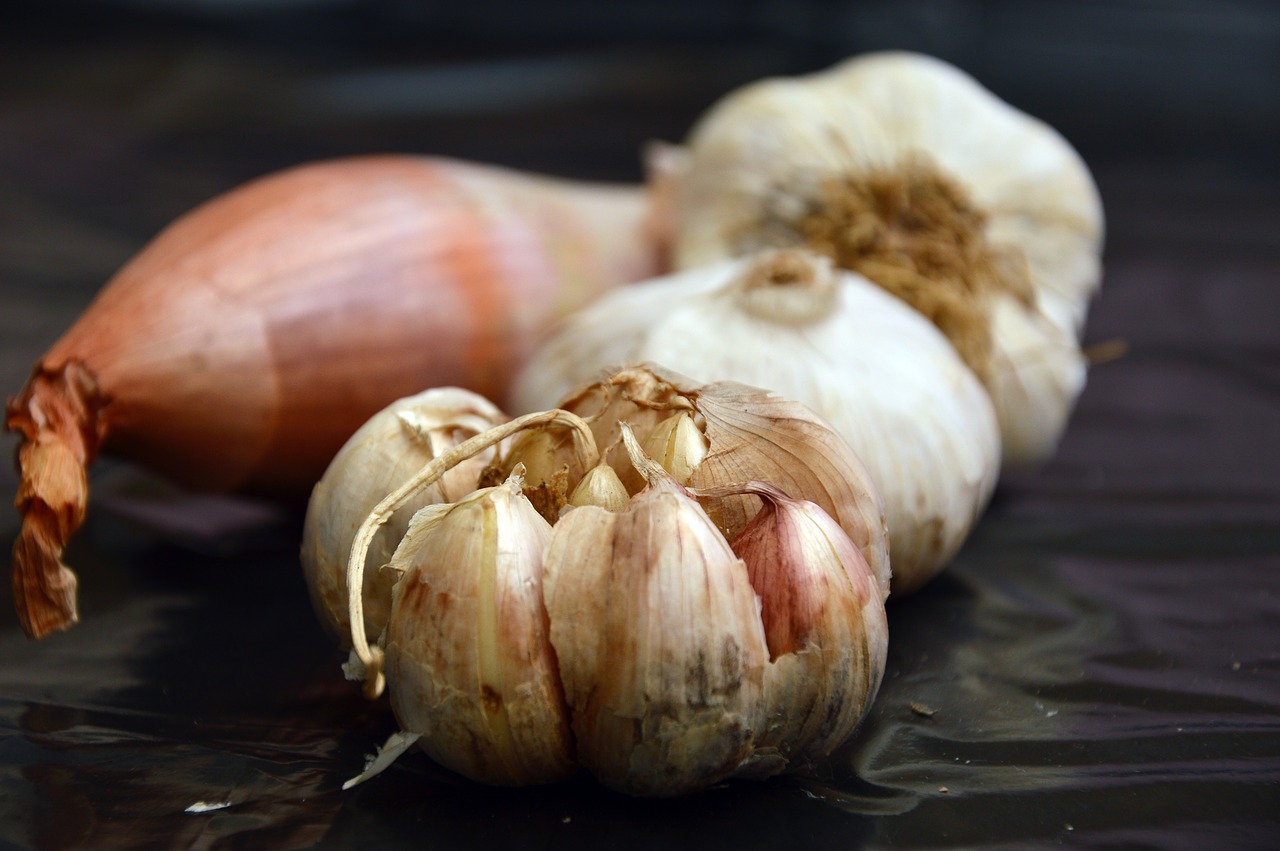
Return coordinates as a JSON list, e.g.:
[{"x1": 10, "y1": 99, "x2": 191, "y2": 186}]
[{"x1": 6, "y1": 154, "x2": 661, "y2": 639}]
